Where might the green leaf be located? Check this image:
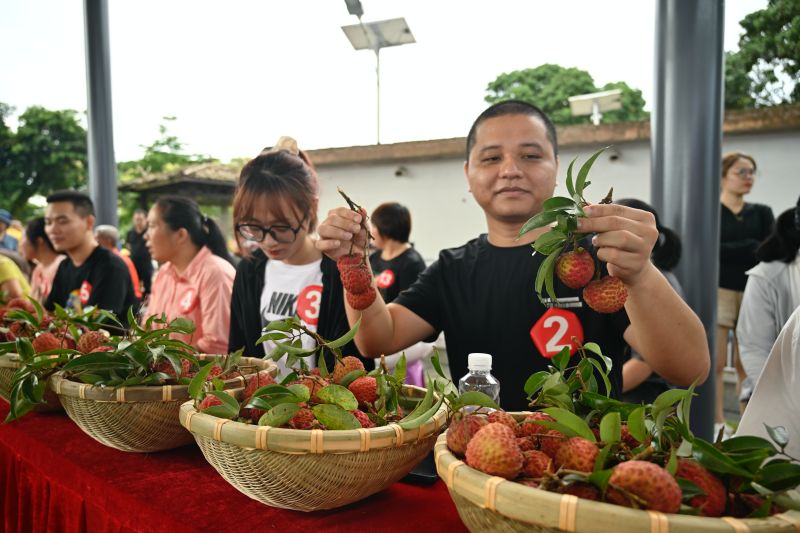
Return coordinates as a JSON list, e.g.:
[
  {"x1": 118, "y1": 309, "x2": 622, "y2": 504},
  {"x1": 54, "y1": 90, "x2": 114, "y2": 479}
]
[
  {"x1": 652, "y1": 388, "x2": 693, "y2": 417},
  {"x1": 720, "y1": 436, "x2": 778, "y2": 454},
  {"x1": 430, "y1": 349, "x2": 447, "y2": 379},
  {"x1": 599, "y1": 412, "x2": 621, "y2": 444},
  {"x1": 326, "y1": 317, "x2": 361, "y2": 349},
  {"x1": 585, "y1": 358, "x2": 612, "y2": 397},
  {"x1": 398, "y1": 395, "x2": 444, "y2": 429},
  {"x1": 256, "y1": 331, "x2": 290, "y2": 344},
  {"x1": 541, "y1": 407, "x2": 596, "y2": 442},
  {"x1": 168, "y1": 317, "x2": 196, "y2": 334},
  {"x1": 542, "y1": 196, "x2": 576, "y2": 211},
  {"x1": 393, "y1": 353, "x2": 407, "y2": 384},
  {"x1": 552, "y1": 346, "x2": 571, "y2": 372},
  {"x1": 764, "y1": 424, "x2": 790, "y2": 448},
  {"x1": 626, "y1": 406, "x2": 648, "y2": 443},
  {"x1": 259, "y1": 402, "x2": 301, "y2": 427},
  {"x1": 524, "y1": 371, "x2": 550, "y2": 397},
  {"x1": 565, "y1": 157, "x2": 577, "y2": 197},
  {"x1": 316, "y1": 384, "x2": 358, "y2": 411},
  {"x1": 188, "y1": 360, "x2": 217, "y2": 400},
  {"x1": 312, "y1": 403, "x2": 361, "y2": 430},
  {"x1": 399, "y1": 378, "x2": 435, "y2": 424},
  {"x1": 691, "y1": 438, "x2": 753, "y2": 478},
  {"x1": 201, "y1": 404, "x2": 239, "y2": 419},
  {"x1": 755, "y1": 463, "x2": 800, "y2": 491},
  {"x1": 594, "y1": 443, "x2": 613, "y2": 472},
  {"x1": 677, "y1": 478, "x2": 706, "y2": 499},
  {"x1": 666, "y1": 447, "x2": 678, "y2": 475},
  {"x1": 575, "y1": 147, "x2": 606, "y2": 196},
  {"x1": 264, "y1": 318, "x2": 295, "y2": 332},
  {"x1": 587, "y1": 469, "x2": 613, "y2": 492},
  {"x1": 459, "y1": 391, "x2": 499, "y2": 410},
  {"x1": 533, "y1": 230, "x2": 567, "y2": 255},
  {"x1": 535, "y1": 251, "x2": 559, "y2": 301},
  {"x1": 340, "y1": 369, "x2": 366, "y2": 389},
  {"x1": 519, "y1": 210, "x2": 561, "y2": 237},
  {"x1": 287, "y1": 383, "x2": 311, "y2": 402}
]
